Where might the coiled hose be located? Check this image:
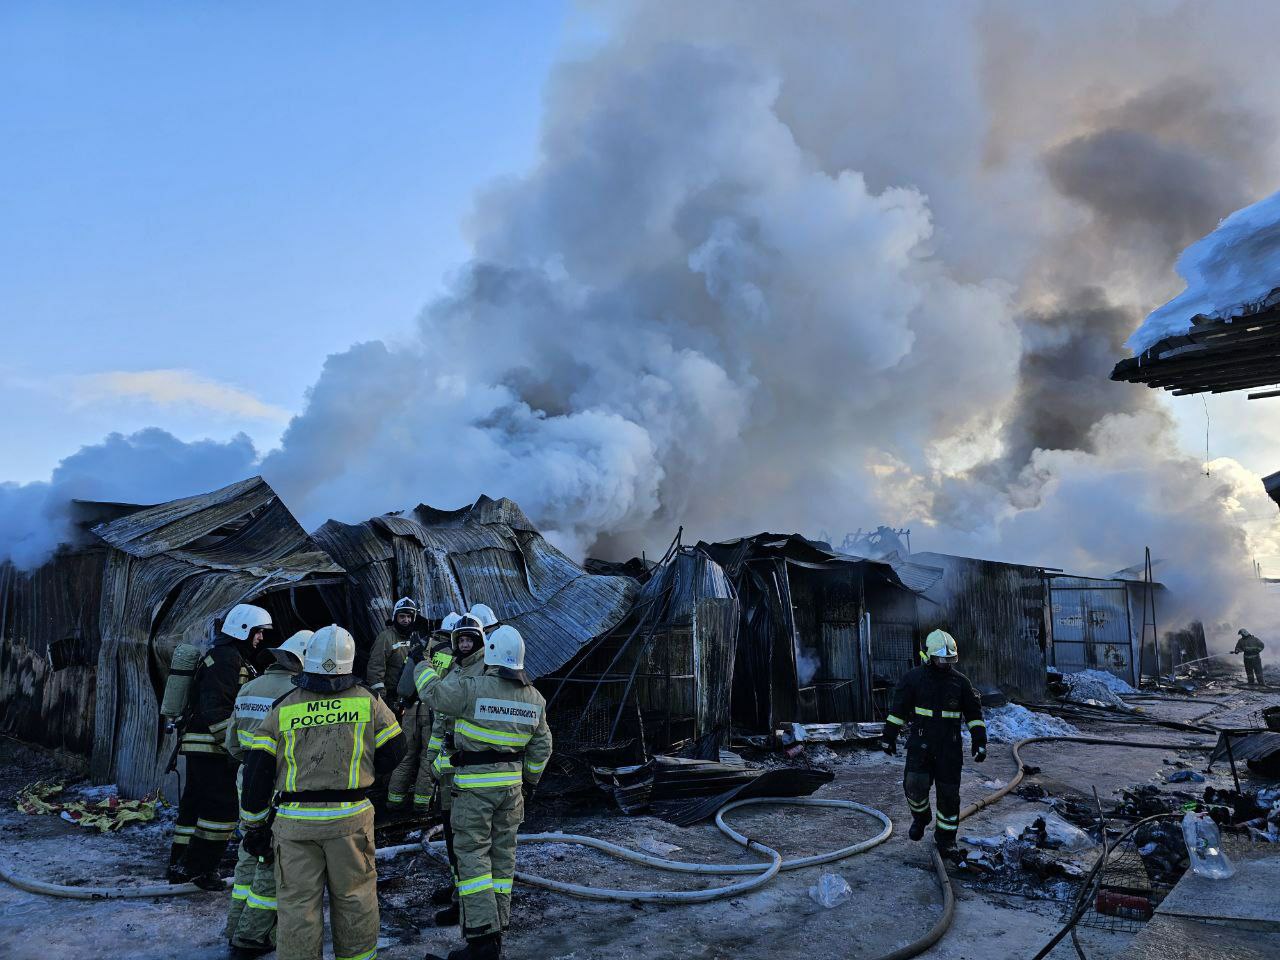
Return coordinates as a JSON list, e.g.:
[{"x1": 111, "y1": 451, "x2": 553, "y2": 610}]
[
  {"x1": 0, "y1": 730, "x2": 1214, "y2": 960},
  {"x1": 390, "y1": 796, "x2": 893, "y2": 904}
]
